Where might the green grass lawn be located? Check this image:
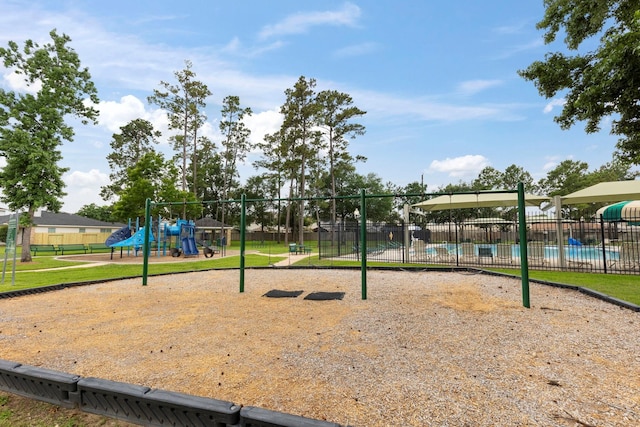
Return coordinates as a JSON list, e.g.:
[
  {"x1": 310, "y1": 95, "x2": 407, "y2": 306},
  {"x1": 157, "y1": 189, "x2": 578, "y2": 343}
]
[{"x1": 491, "y1": 268, "x2": 640, "y2": 306}]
